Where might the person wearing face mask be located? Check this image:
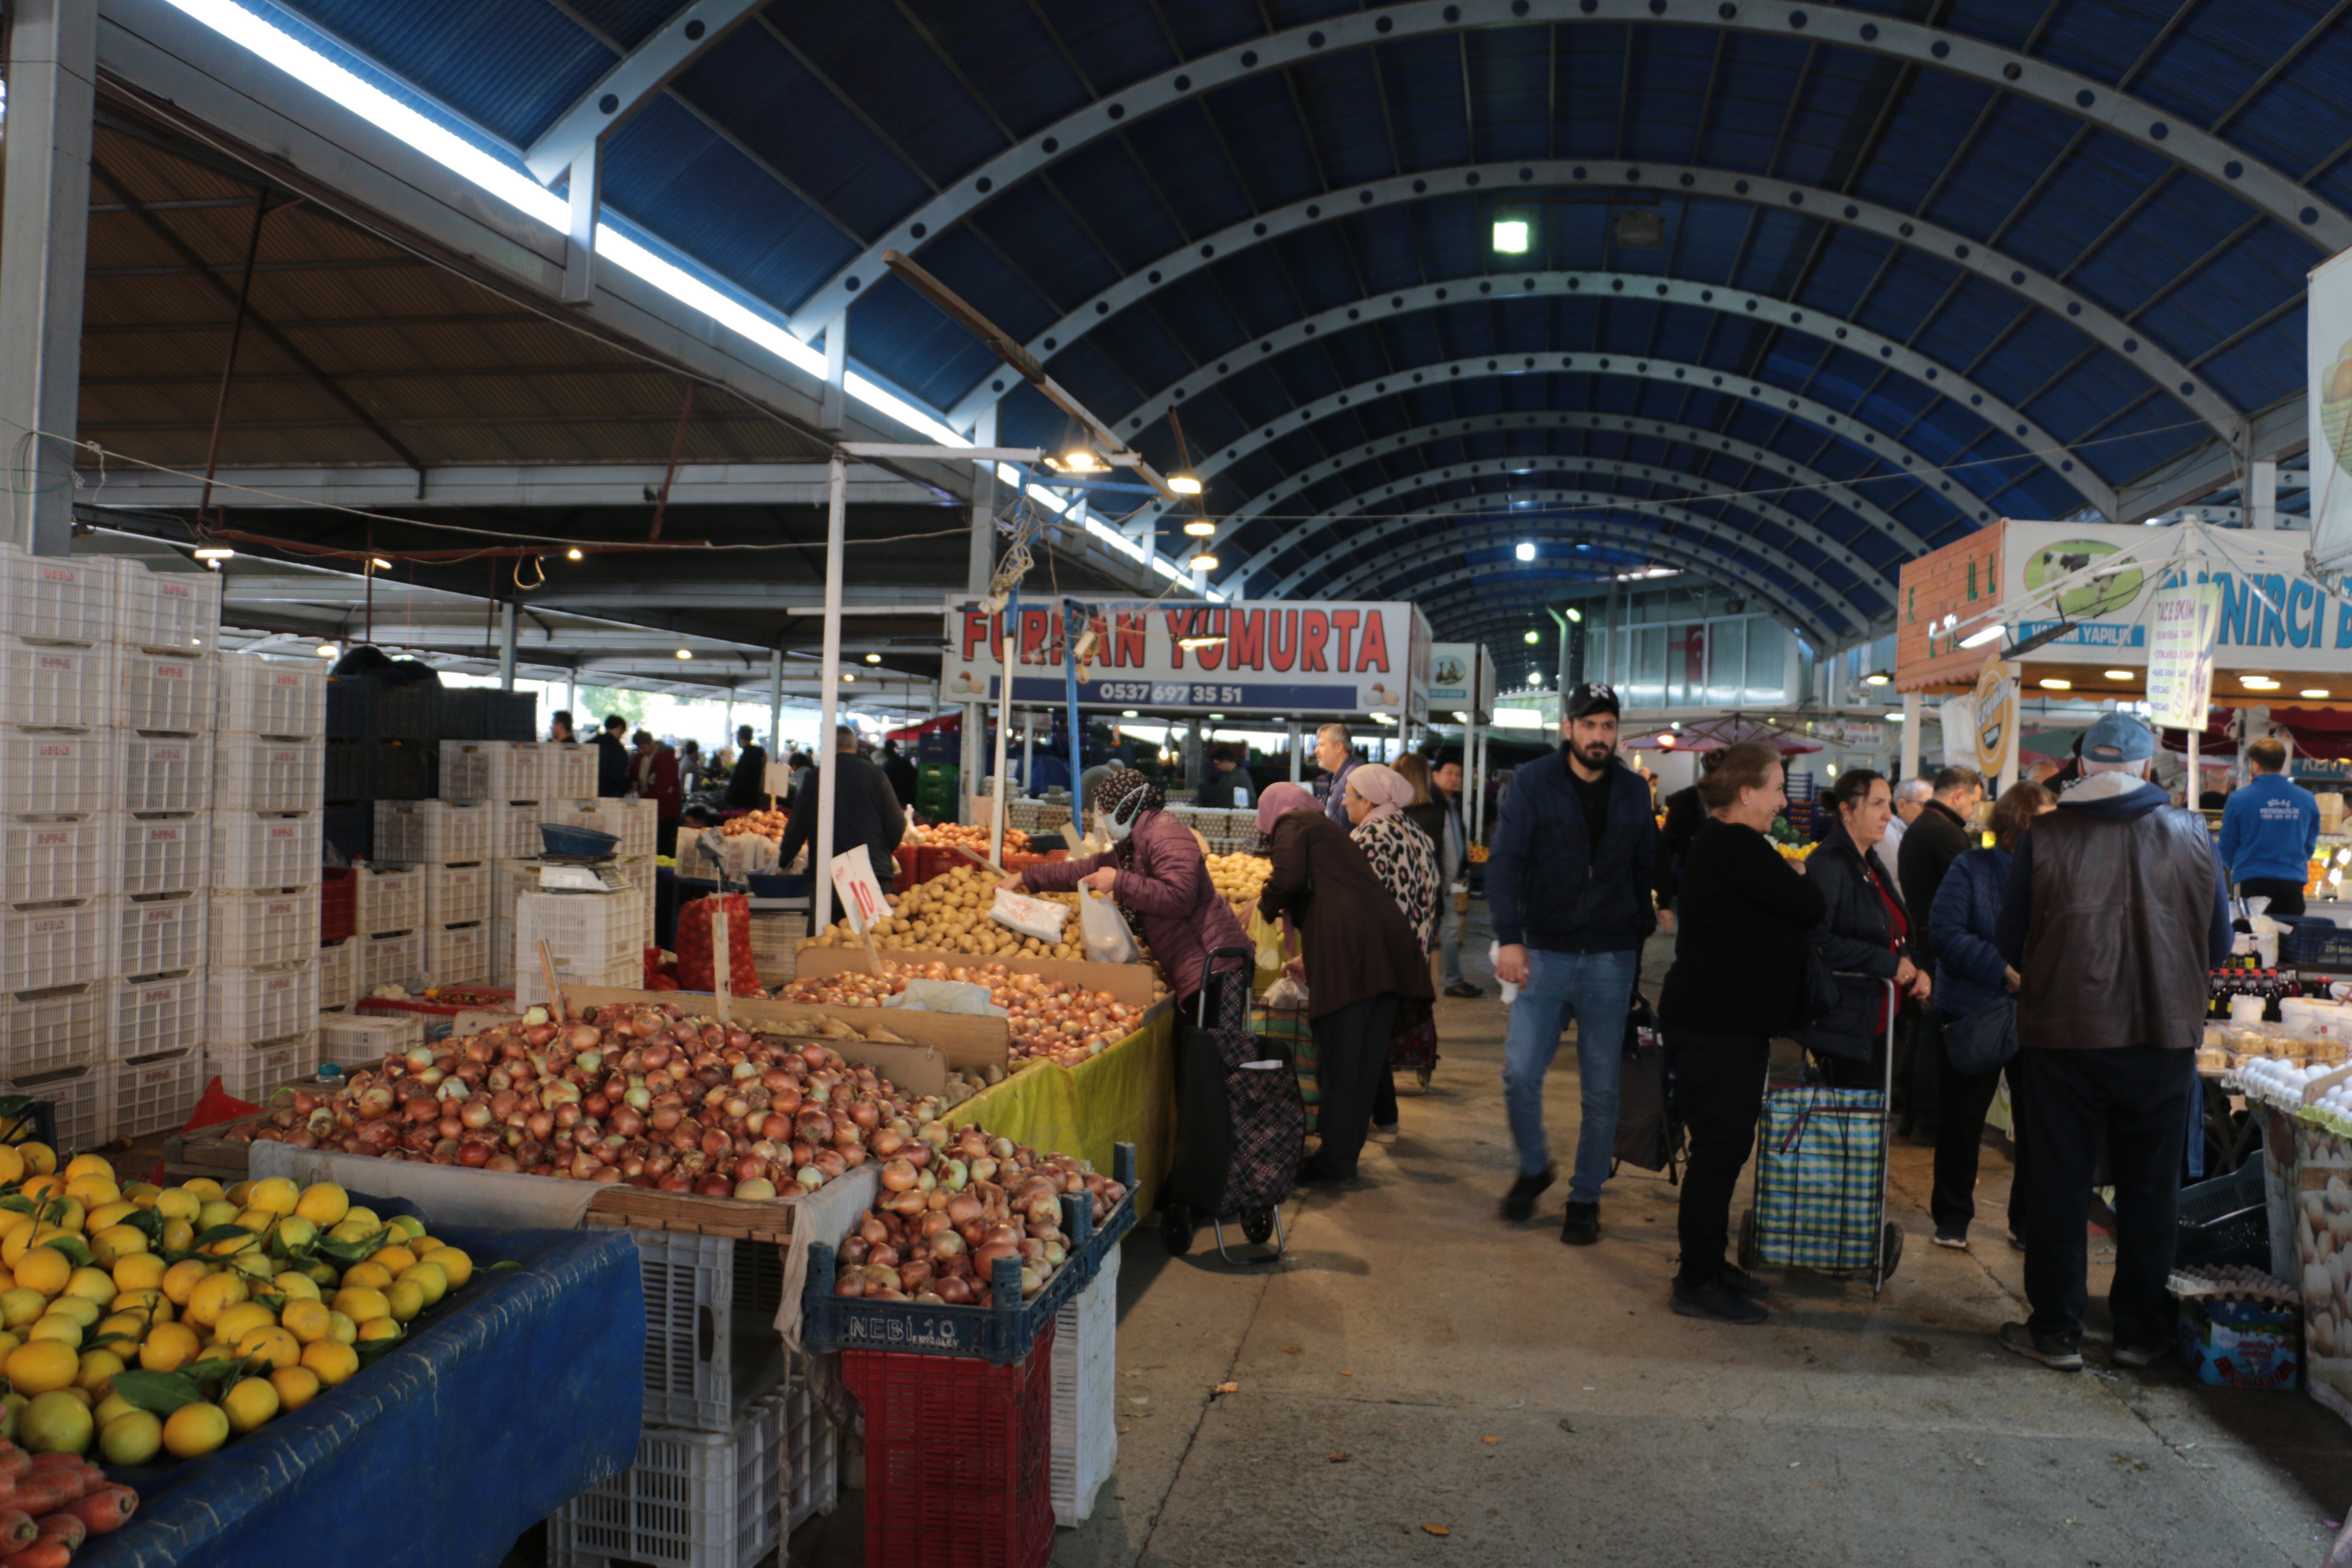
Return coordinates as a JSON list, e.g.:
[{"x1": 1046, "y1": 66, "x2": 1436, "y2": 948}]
[
  {"x1": 1487, "y1": 682, "x2": 1660, "y2": 1246},
  {"x1": 1001, "y1": 767, "x2": 1245, "y2": 1014},
  {"x1": 1794, "y1": 769, "x2": 1931, "y2": 1089}
]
